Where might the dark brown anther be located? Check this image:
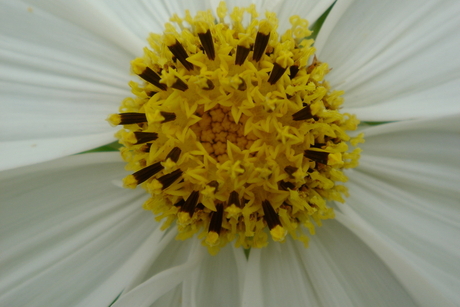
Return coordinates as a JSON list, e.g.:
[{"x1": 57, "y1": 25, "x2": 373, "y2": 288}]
[
  {"x1": 253, "y1": 32, "x2": 270, "y2": 62},
  {"x1": 292, "y1": 105, "x2": 313, "y2": 121},
  {"x1": 237, "y1": 77, "x2": 247, "y2": 91},
  {"x1": 147, "y1": 91, "x2": 158, "y2": 97},
  {"x1": 262, "y1": 200, "x2": 282, "y2": 230},
  {"x1": 289, "y1": 65, "x2": 299, "y2": 79},
  {"x1": 165, "y1": 147, "x2": 181, "y2": 162},
  {"x1": 157, "y1": 169, "x2": 183, "y2": 190},
  {"x1": 168, "y1": 40, "x2": 194, "y2": 71},
  {"x1": 208, "y1": 180, "x2": 219, "y2": 192},
  {"x1": 198, "y1": 30, "x2": 215, "y2": 60},
  {"x1": 235, "y1": 45, "x2": 250, "y2": 65},
  {"x1": 141, "y1": 143, "x2": 152, "y2": 153},
  {"x1": 278, "y1": 180, "x2": 295, "y2": 191},
  {"x1": 116, "y1": 113, "x2": 147, "y2": 125},
  {"x1": 203, "y1": 79, "x2": 215, "y2": 90},
  {"x1": 132, "y1": 162, "x2": 164, "y2": 185},
  {"x1": 268, "y1": 62, "x2": 288, "y2": 85},
  {"x1": 172, "y1": 78, "x2": 188, "y2": 91},
  {"x1": 138, "y1": 67, "x2": 167, "y2": 91},
  {"x1": 304, "y1": 150, "x2": 329, "y2": 164},
  {"x1": 174, "y1": 199, "x2": 185, "y2": 207},
  {"x1": 133, "y1": 132, "x2": 158, "y2": 144},
  {"x1": 181, "y1": 191, "x2": 200, "y2": 217},
  {"x1": 284, "y1": 166, "x2": 298, "y2": 177},
  {"x1": 160, "y1": 111, "x2": 176, "y2": 123},
  {"x1": 208, "y1": 203, "x2": 224, "y2": 234},
  {"x1": 228, "y1": 191, "x2": 241, "y2": 207},
  {"x1": 196, "y1": 203, "x2": 205, "y2": 210}
]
